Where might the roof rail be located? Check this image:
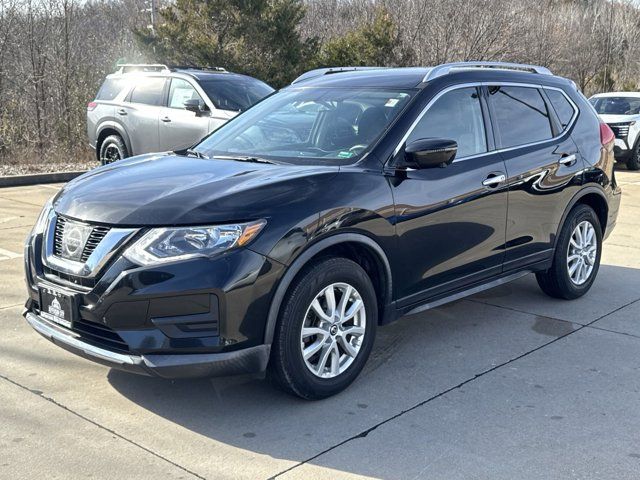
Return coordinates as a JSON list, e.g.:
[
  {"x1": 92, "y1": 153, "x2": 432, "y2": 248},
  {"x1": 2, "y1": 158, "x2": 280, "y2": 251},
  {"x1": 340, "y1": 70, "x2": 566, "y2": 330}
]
[
  {"x1": 423, "y1": 61, "x2": 552, "y2": 82},
  {"x1": 115, "y1": 63, "x2": 170, "y2": 74},
  {"x1": 291, "y1": 66, "x2": 388, "y2": 85},
  {"x1": 169, "y1": 65, "x2": 228, "y2": 73}
]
